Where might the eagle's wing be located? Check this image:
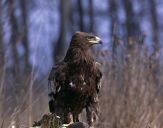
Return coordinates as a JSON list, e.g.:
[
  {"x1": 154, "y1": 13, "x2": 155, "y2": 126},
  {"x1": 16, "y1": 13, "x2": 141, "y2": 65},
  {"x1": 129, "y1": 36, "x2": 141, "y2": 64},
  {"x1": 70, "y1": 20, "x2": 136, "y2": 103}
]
[
  {"x1": 48, "y1": 62, "x2": 67, "y2": 94},
  {"x1": 94, "y1": 62, "x2": 102, "y2": 93},
  {"x1": 48, "y1": 62, "x2": 67, "y2": 113}
]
